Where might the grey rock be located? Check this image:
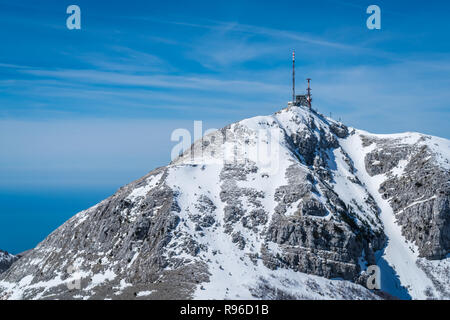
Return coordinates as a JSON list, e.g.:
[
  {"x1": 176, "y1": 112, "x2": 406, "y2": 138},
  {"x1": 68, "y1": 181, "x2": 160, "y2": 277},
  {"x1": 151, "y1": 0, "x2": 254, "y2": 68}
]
[
  {"x1": 363, "y1": 135, "x2": 449, "y2": 259},
  {"x1": 0, "y1": 250, "x2": 18, "y2": 274}
]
